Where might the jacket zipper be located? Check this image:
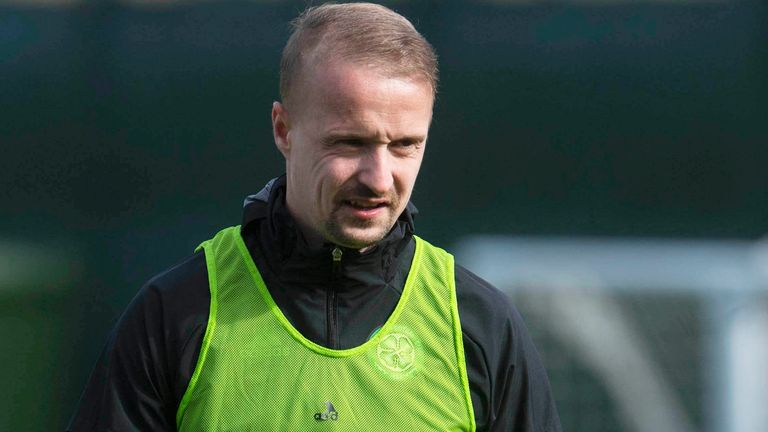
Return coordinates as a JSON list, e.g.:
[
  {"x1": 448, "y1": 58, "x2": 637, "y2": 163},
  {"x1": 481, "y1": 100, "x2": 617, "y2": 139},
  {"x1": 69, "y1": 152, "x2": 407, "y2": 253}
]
[{"x1": 328, "y1": 247, "x2": 343, "y2": 349}]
